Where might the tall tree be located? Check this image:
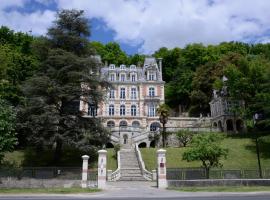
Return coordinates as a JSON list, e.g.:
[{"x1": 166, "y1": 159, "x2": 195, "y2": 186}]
[
  {"x1": 0, "y1": 99, "x2": 17, "y2": 164},
  {"x1": 18, "y1": 10, "x2": 109, "y2": 164}
]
